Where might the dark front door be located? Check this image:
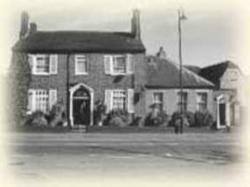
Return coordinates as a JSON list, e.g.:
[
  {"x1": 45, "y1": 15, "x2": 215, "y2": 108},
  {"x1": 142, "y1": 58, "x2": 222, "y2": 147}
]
[
  {"x1": 73, "y1": 86, "x2": 90, "y2": 125},
  {"x1": 219, "y1": 103, "x2": 226, "y2": 126}
]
